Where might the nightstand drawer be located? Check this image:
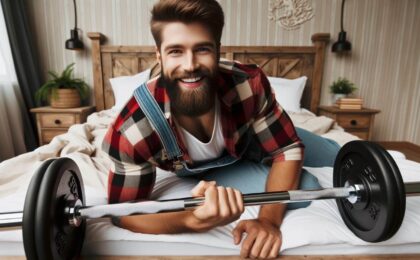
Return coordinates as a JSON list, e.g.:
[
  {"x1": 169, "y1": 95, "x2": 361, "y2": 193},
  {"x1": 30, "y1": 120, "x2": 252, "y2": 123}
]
[
  {"x1": 39, "y1": 113, "x2": 76, "y2": 128},
  {"x1": 336, "y1": 114, "x2": 370, "y2": 129},
  {"x1": 41, "y1": 129, "x2": 67, "y2": 143}
]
